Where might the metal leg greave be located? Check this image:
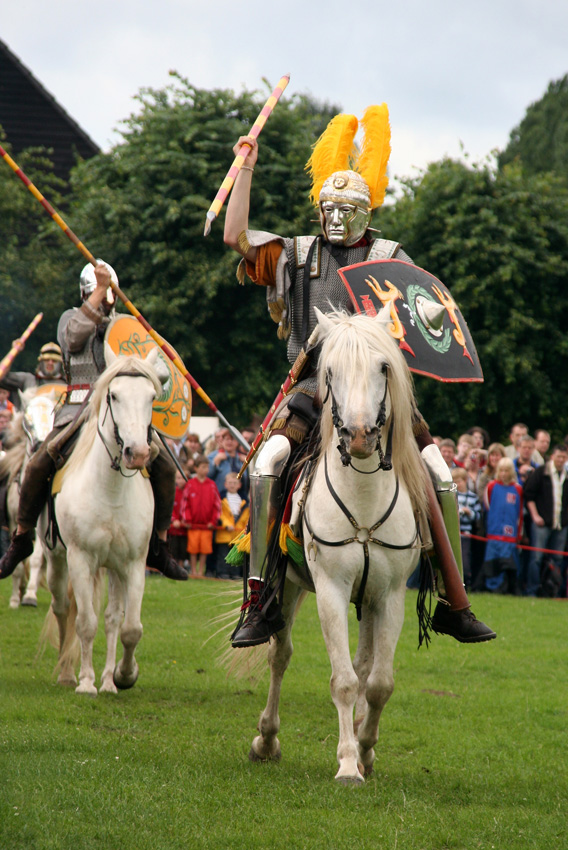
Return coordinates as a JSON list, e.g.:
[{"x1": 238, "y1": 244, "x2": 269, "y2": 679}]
[
  {"x1": 421, "y1": 444, "x2": 469, "y2": 611},
  {"x1": 437, "y1": 487, "x2": 465, "y2": 581},
  {"x1": 249, "y1": 473, "x2": 281, "y2": 579},
  {"x1": 248, "y1": 433, "x2": 292, "y2": 579}
]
